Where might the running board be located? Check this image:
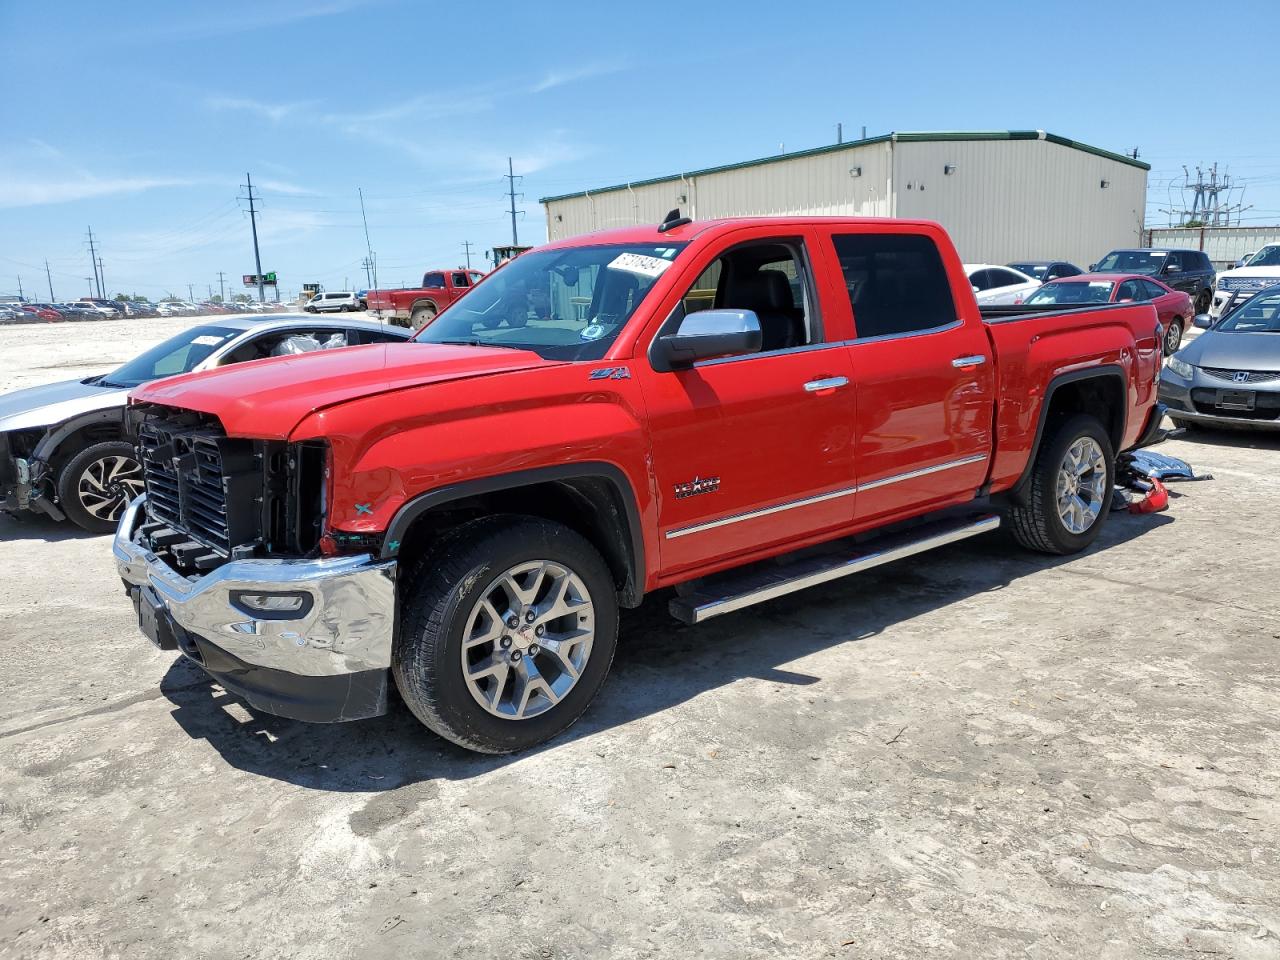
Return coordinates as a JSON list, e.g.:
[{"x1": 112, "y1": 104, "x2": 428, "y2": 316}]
[{"x1": 668, "y1": 513, "x2": 1001, "y2": 625}]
